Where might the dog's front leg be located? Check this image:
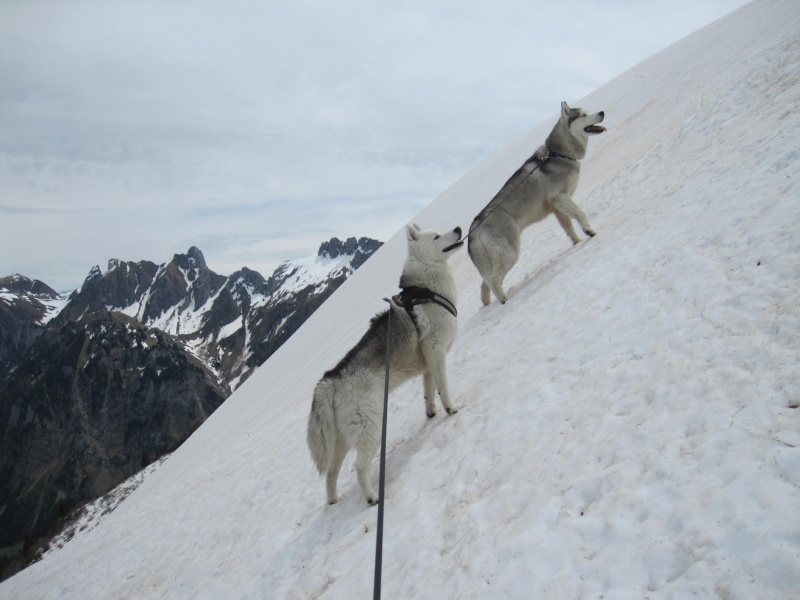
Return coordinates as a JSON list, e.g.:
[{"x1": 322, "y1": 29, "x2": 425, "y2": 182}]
[
  {"x1": 421, "y1": 344, "x2": 458, "y2": 415},
  {"x1": 551, "y1": 193, "x2": 596, "y2": 238},
  {"x1": 554, "y1": 210, "x2": 582, "y2": 244}
]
